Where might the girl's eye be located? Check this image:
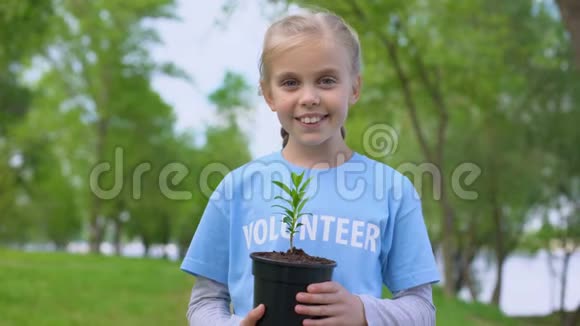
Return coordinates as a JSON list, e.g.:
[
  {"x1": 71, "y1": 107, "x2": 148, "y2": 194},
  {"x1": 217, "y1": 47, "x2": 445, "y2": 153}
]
[
  {"x1": 281, "y1": 80, "x2": 299, "y2": 88},
  {"x1": 319, "y1": 77, "x2": 337, "y2": 87}
]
